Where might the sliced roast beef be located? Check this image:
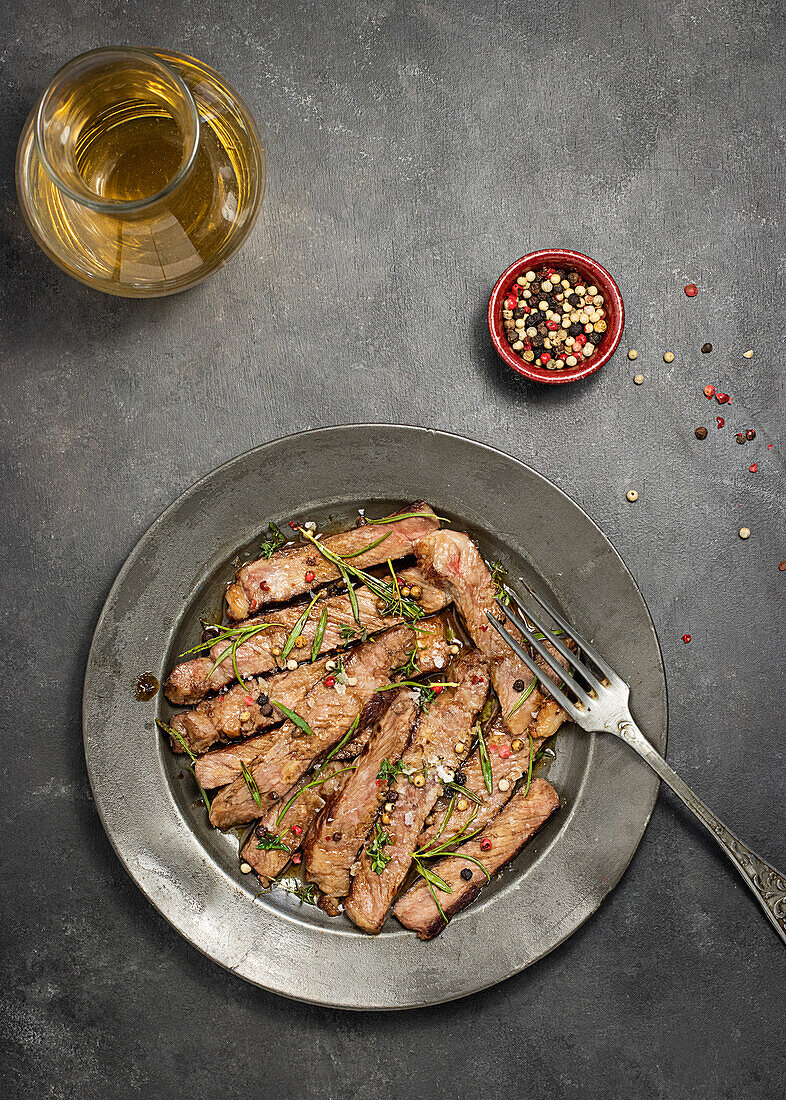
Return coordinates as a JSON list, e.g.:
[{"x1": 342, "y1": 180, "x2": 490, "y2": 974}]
[
  {"x1": 226, "y1": 503, "x2": 440, "y2": 620},
  {"x1": 415, "y1": 531, "x2": 569, "y2": 739},
  {"x1": 169, "y1": 657, "x2": 329, "y2": 755},
  {"x1": 417, "y1": 701, "x2": 567, "y2": 848},
  {"x1": 166, "y1": 566, "x2": 448, "y2": 705},
  {"x1": 392, "y1": 778, "x2": 560, "y2": 939},
  {"x1": 208, "y1": 618, "x2": 451, "y2": 829},
  {"x1": 303, "y1": 690, "x2": 420, "y2": 904},
  {"x1": 342, "y1": 650, "x2": 490, "y2": 934}
]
